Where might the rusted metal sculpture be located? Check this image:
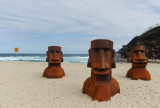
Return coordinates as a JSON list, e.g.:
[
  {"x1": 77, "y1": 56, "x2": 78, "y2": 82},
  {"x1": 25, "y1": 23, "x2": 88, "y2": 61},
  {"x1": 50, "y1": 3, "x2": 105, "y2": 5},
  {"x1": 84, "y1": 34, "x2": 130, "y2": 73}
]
[
  {"x1": 82, "y1": 39, "x2": 120, "y2": 102},
  {"x1": 43, "y1": 46, "x2": 65, "y2": 78},
  {"x1": 126, "y1": 45, "x2": 151, "y2": 80}
]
